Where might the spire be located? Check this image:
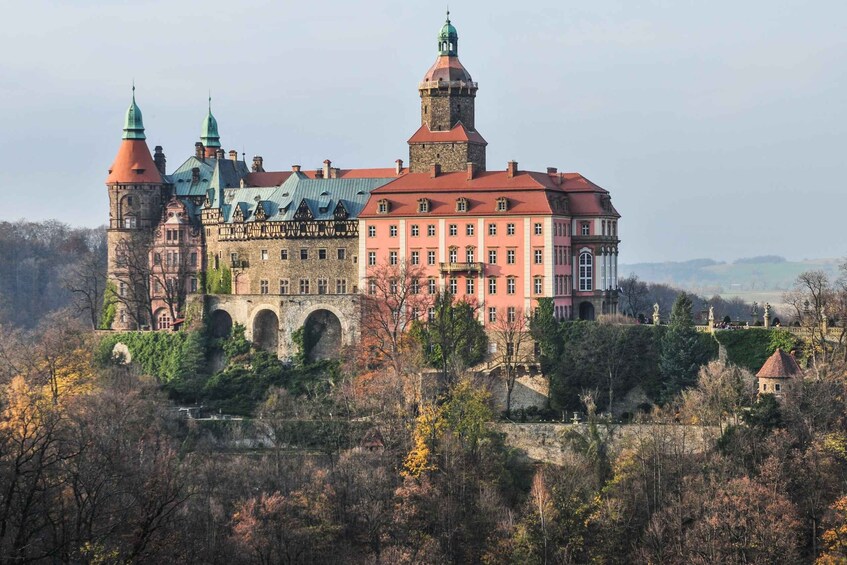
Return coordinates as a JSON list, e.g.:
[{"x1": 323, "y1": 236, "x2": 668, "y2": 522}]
[
  {"x1": 201, "y1": 94, "x2": 221, "y2": 149},
  {"x1": 122, "y1": 83, "x2": 146, "y2": 140},
  {"x1": 438, "y1": 9, "x2": 458, "y2": 56}
]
